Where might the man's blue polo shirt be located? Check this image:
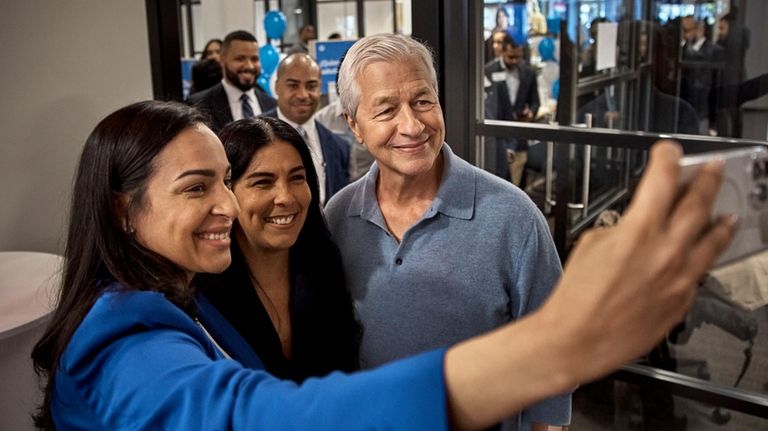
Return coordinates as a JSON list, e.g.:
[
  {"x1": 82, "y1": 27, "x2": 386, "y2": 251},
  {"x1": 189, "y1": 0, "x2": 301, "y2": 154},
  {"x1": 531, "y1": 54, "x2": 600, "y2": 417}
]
[{"x1": 325, "y1": 143, "x2": 571, "y2": 429}]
